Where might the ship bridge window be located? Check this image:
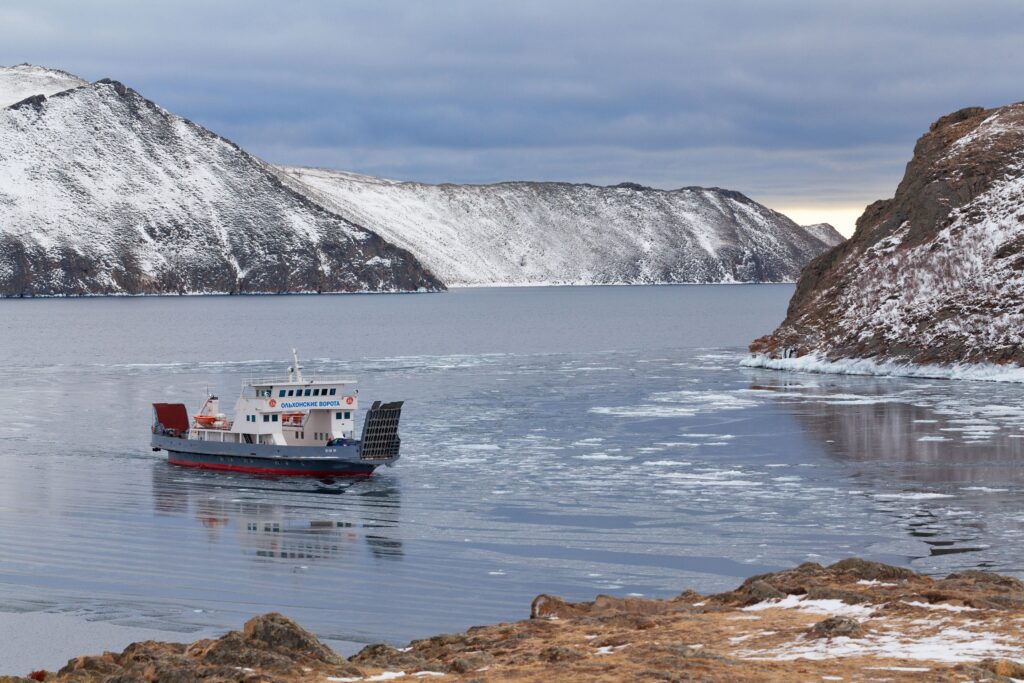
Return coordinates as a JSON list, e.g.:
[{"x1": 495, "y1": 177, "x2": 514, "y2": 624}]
[
  {"x1": 278, "y1": 390, "x2": 286, "y2": 397},
  {"x1": 329, "y1": 388, "x2": 336, "y2": 396},
  {"x1": 287, "y1": 389, "x2": 294, "y2": 396},
  {"x1": 313, "y1": 389, "x2": 321, "y2": 396},
  {"x1": 304, "y1": 389, "x2": 311, "y2": 396}
]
